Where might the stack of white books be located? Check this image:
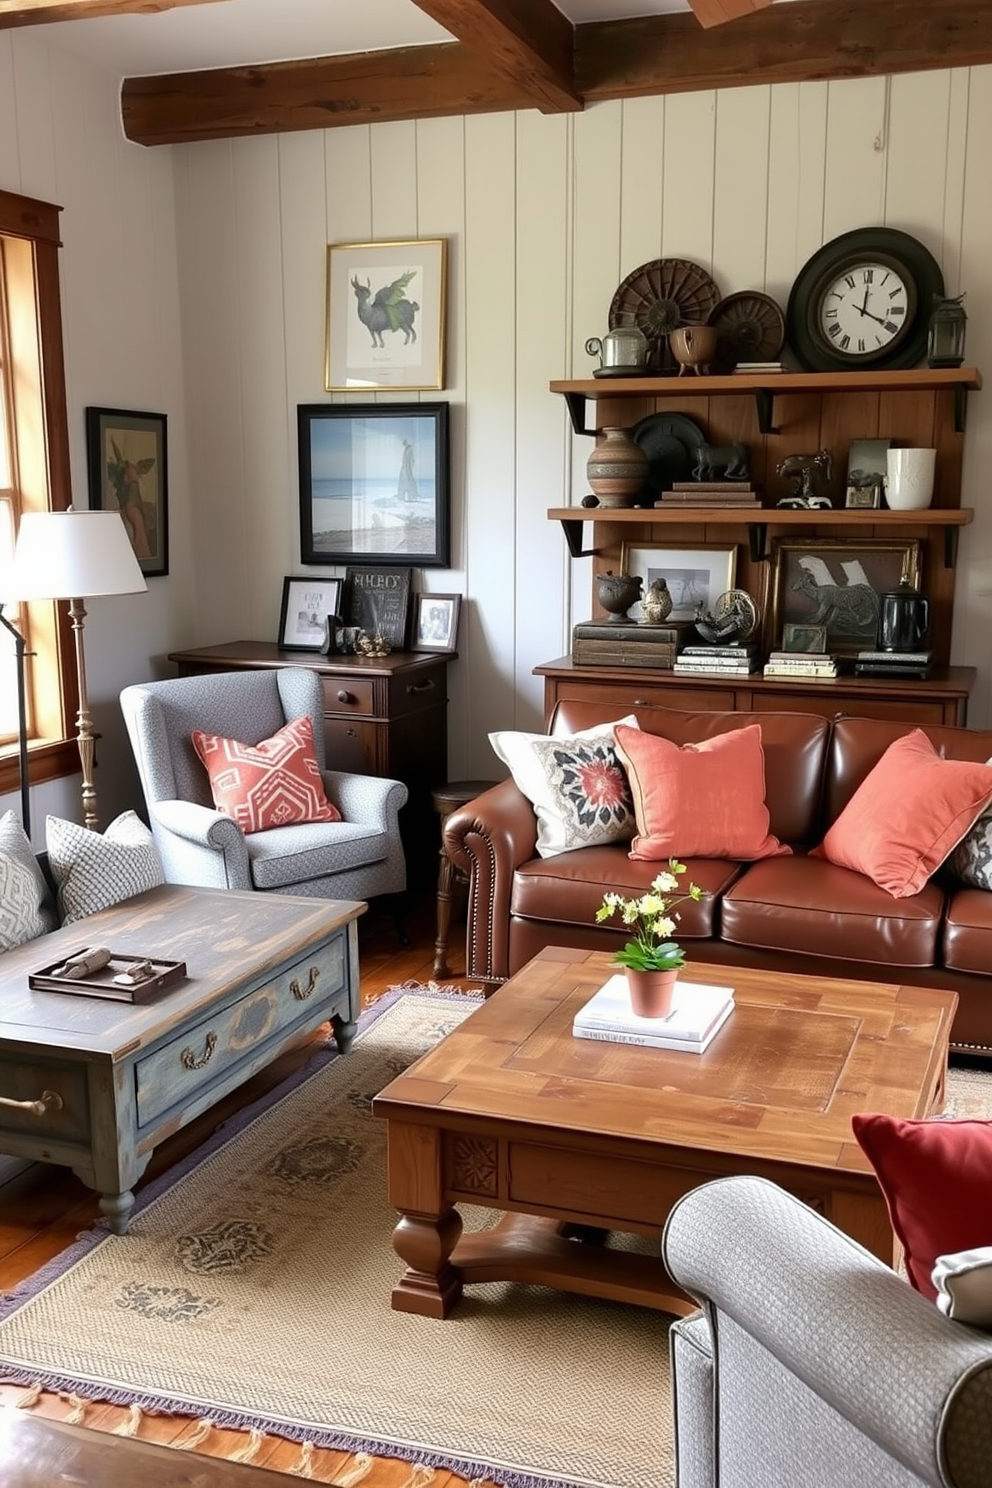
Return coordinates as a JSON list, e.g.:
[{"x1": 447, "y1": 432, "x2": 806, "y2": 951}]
[
  {"x1": 673, "y1": 644, "x2": 760, "y2": 676},
  {"x1": 572, "y1": 974, "x2": 735, "y2": 1053},
  {"x1": 763, "y1": 650, "x2": 838, "y2": 680}
]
